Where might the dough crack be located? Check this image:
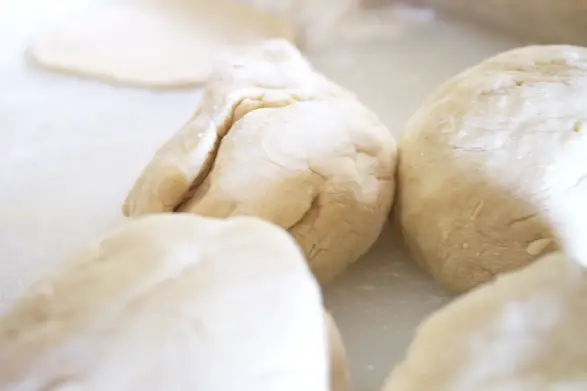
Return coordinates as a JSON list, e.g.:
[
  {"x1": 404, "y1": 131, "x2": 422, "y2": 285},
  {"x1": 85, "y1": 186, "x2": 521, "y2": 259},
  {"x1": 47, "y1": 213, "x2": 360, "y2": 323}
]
[
  {"x1": 123, "y1": 40, "x2": 397, "y2": 285},
  {"x1": 286, "y1": 193, "x2": 321, "y2": 235},
  {"x1": 570, "y1": 172, "x2": 587, "y2": 189},
  {"x1": 506, "y1": 212, "x2": 539, "y2": 227},
  {"x1": 172, "y1": 96, "x2": 302, "y2": 212}
]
